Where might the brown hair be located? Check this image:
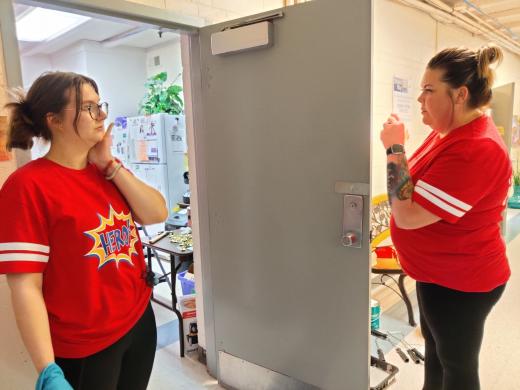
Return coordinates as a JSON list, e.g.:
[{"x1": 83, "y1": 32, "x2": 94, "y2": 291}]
[
  {"x1": 427, "y1": 44, "x2": 503, "y2": 109},
  {"x1": 5, "y1": 71, "x2": 99, "y2": 150}
]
